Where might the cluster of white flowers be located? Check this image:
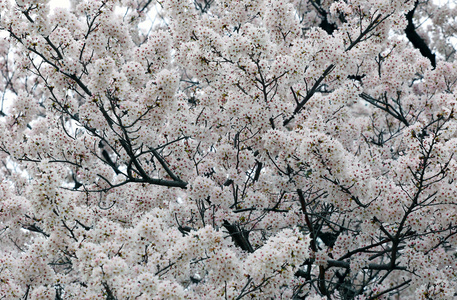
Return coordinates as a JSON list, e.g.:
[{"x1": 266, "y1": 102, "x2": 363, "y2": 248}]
[{"x1": 1, "y1": 0, "x2": 457, "y2": 298}]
